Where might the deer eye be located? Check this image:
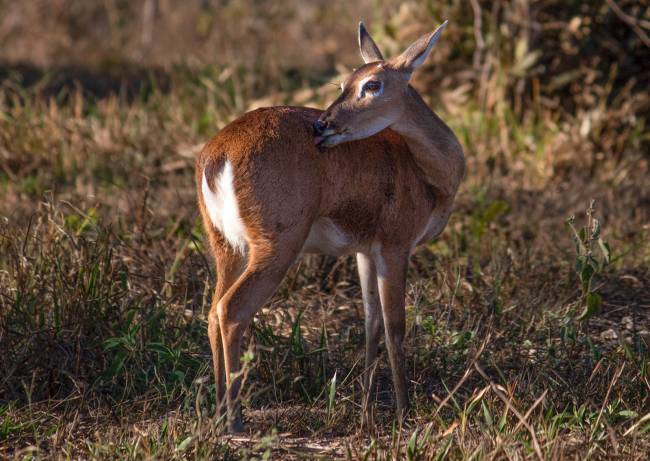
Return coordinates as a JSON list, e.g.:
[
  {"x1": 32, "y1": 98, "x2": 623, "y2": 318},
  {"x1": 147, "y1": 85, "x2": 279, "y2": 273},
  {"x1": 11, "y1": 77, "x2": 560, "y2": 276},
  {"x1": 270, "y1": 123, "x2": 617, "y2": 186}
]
[{"x1": 363, "y1": 80, "x2": 382, "y2": 92}]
